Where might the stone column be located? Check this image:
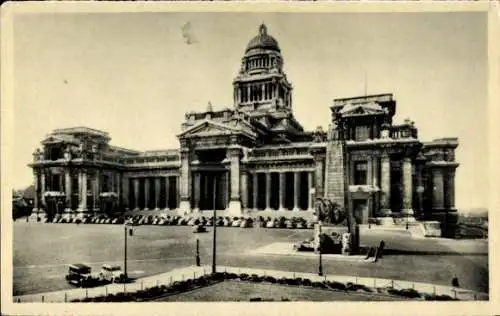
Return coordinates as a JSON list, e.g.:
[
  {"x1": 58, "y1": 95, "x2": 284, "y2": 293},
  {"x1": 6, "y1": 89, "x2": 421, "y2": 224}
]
[
  {"x1": 380, "y1": 153, "x2": 392, "y2": 217},
  {"x1": 65, "y1": 169, "x2": 72, "y2": 210},
  {"x1": 154, "y1": 177, "x2": 161, "y2": 210},
  {"x1": 308, "y1": 172, "x2": 313, "y2": 211},
  {"x1": 293, "y1": 172, "x2": 300, "y2": 211},
  {"x1": 193, "y1": 172, "x2": 201, "y2": 212},
  {"x1": 33, "y1": 171, "x2": 39, "y2": 211},
  {"x1": 79, "y1": 170, "x2": 87, "y2": 212},
  {"x1": 228, "y1": 148, "x2": 242, "y2": 215},
  {"x1": 144, "y1": 178, "x2": 150, "y2": 210},
  {"x1": 313, "y1": 155, "x2": 325, "y2": 199},
  {"x1": 253, "y1": 173, "x2": 258, "y2": 210},
  {"x1": 164, "y1": 176, "x2": 170, "y2": 210},
  {"x1": 415, "y1": 165, "x2": 424, "y2": 213},
  {"x1": 133, "y1": 178, "x2": 139, "y2": 210},
  {"x1": 40, "y1": 170, "x2": 46, "y2": 197},
  {"x1": 279, "y1": 172, "x2": 285, "y2": 211},
  {"x1": 402, "y1": 158, "x2": 414, "y2": 219},
  {"x1": 240, "y1": 172, "x2": 248, "y2": 211},
  {"x1": 432, "y1": 169, "x2": 444, "y2": 210},
  {"x1": 94, "y1": 170, "x2": 100, "y2": 211},
  {"x1": 446, "y1": 169, "x2": 456, "y2": 209},
  {"x1": 179, "y1": 148, "x2": 191, "y2": 214},
  {"x1": 122, "y1": 175, "x2": 129, "y2": 210},
  {"x1": 265, "y1": 172, "x2": 271, "y2": 211}
]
